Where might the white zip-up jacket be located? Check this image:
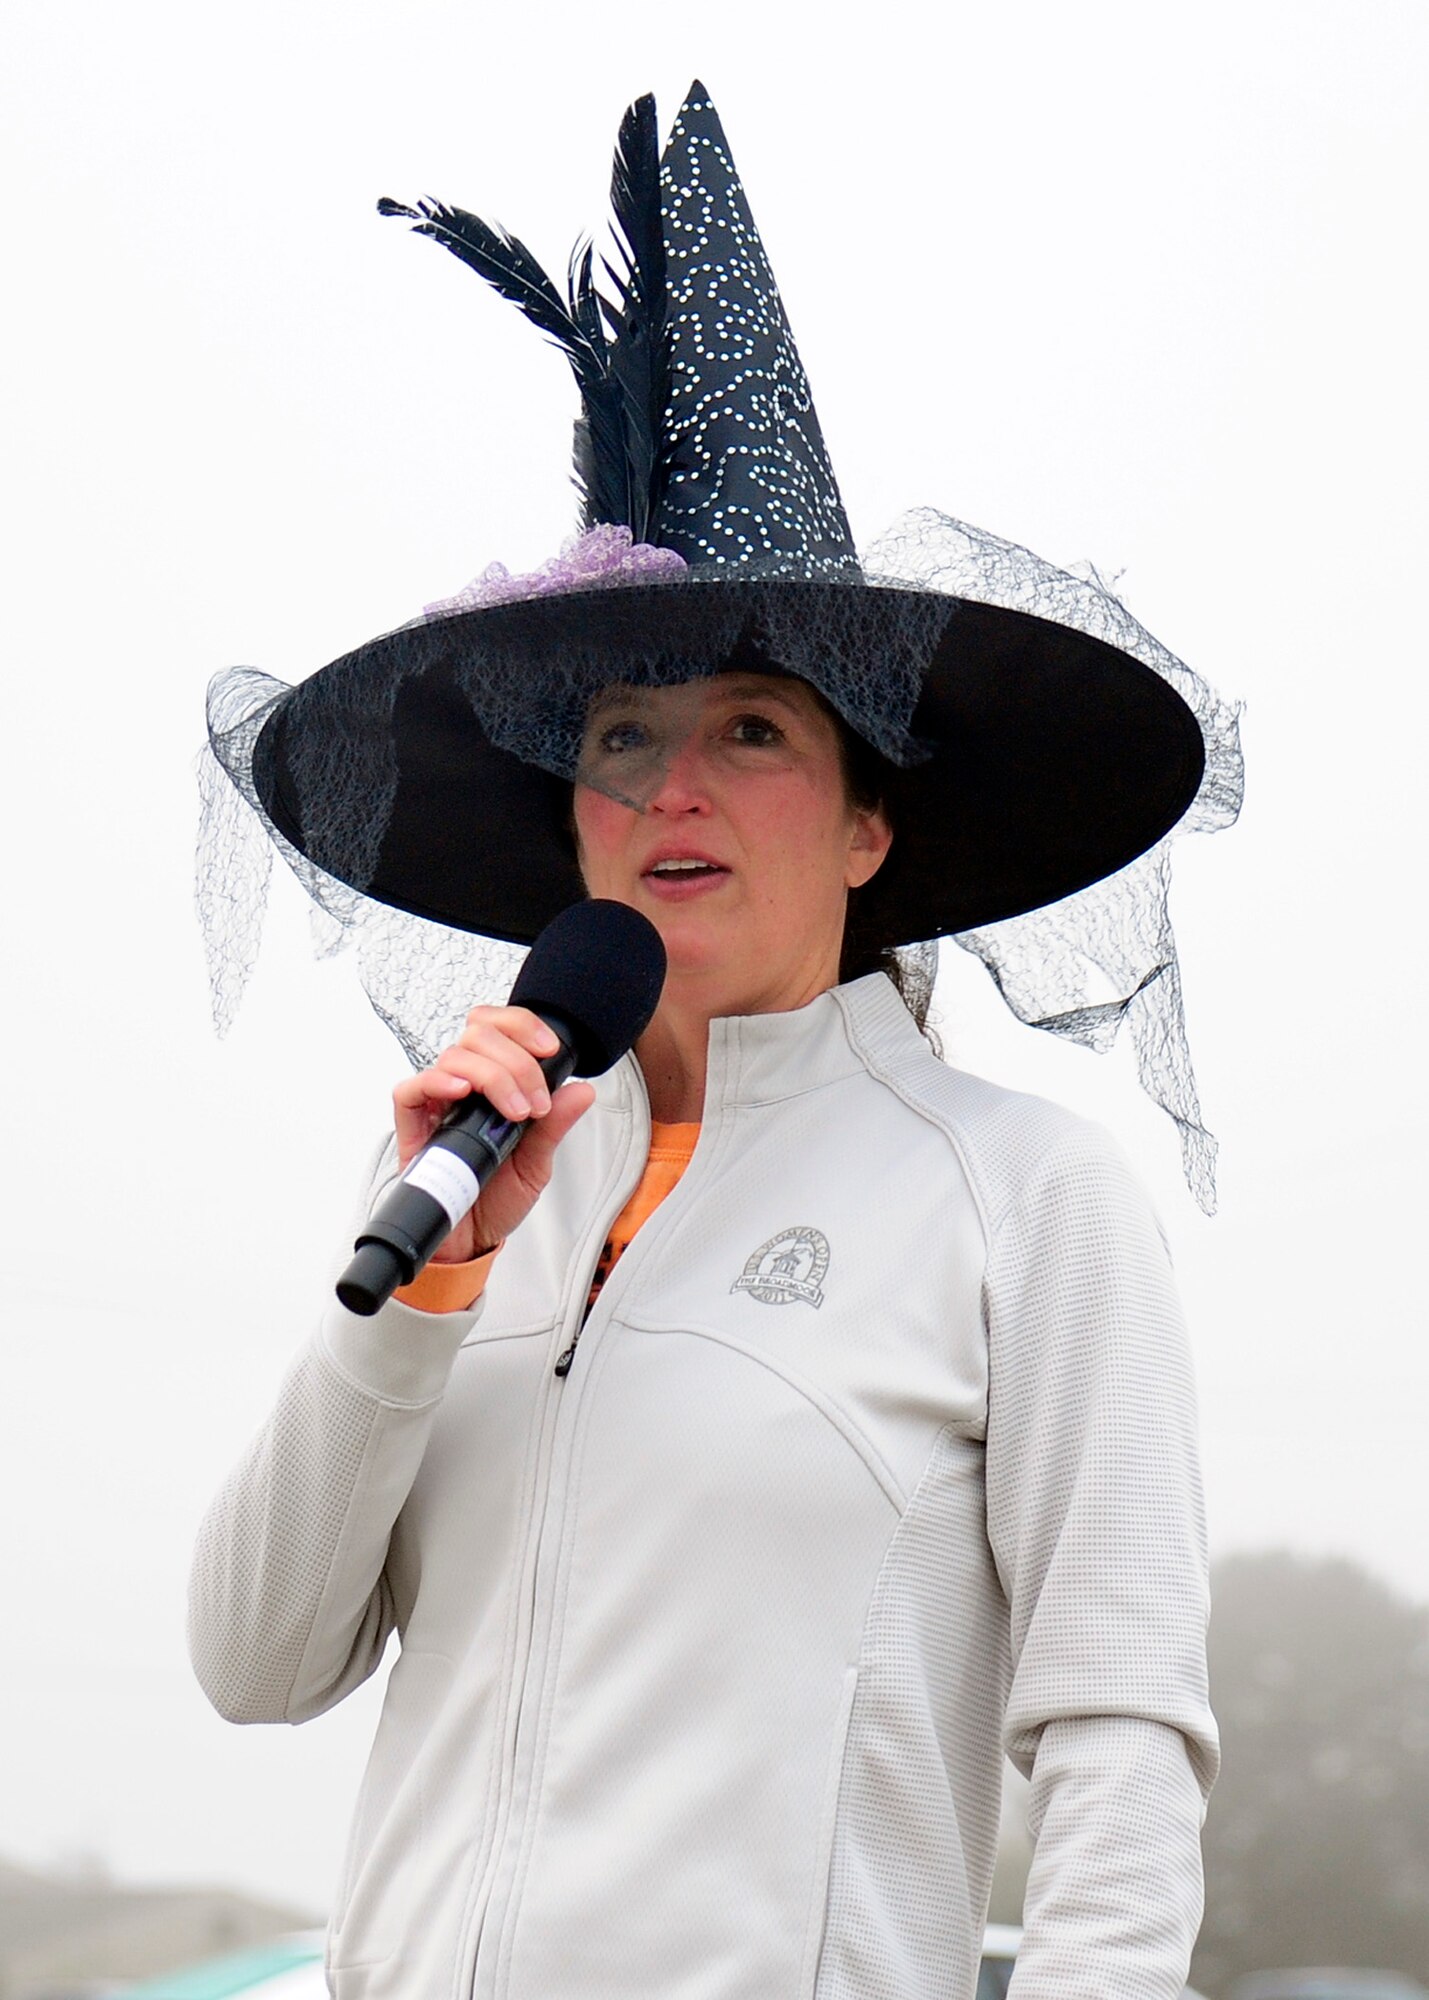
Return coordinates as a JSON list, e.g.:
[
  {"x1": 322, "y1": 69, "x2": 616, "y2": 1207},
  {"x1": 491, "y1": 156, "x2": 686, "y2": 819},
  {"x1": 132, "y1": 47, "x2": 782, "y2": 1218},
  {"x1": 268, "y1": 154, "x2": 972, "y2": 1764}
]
[{"x1": 190, "y1": 975, "x2": 1219, "y2": 2000}]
